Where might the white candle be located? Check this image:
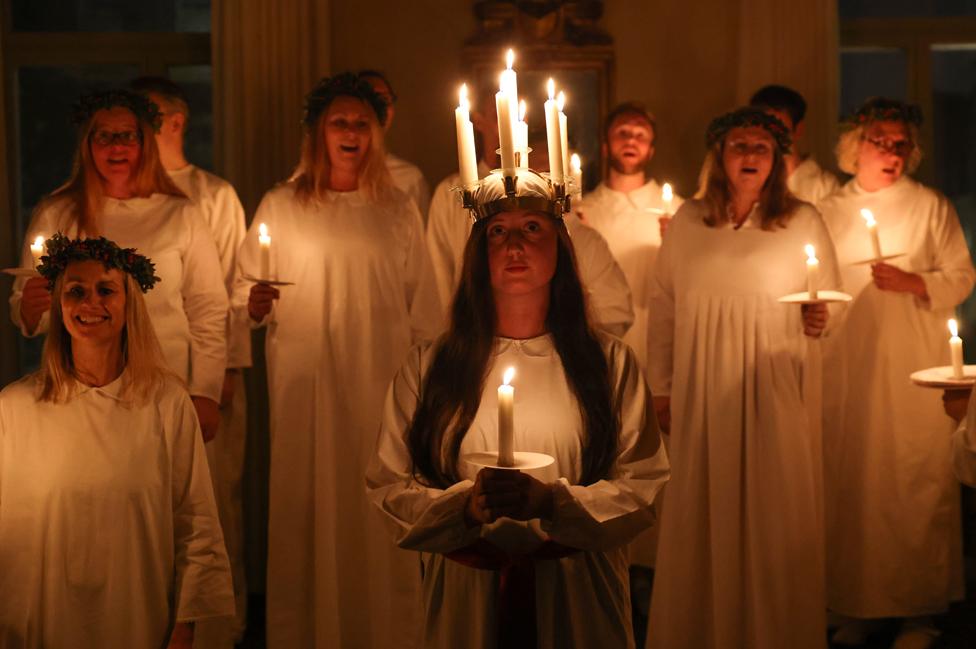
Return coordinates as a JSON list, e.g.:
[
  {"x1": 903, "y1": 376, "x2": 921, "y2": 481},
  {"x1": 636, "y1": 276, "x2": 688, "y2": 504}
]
[
  {"x1": 805, "y1": 243, "x2": 819, "y2": 300},
  {"x1": 544, "y1": 79, "x2": 564, "y2": 185},
  {"x1": 557, "y1": 91, "x2": 569, "y2": 179},
  {"x1": 258, "y1": 223, "x2": 271, "y2": 279},
  {"x1": 455, "y1": 84, "x2": 479, "y2": 187},
  {"x1": 497, "y1": 367, "x2": 515, "y2": 467},
  {"x1": 495, "y1": 85, "x2": 517, "y2": 176},
  {"x1": 500, "y1": 49, "x2": 519, "y2": 133},
  {"x1": 949, "y1": 318, "x2": 964, "y2": 379},
  {"x1": 662, "y1": 183, "x2": 674, "y2": 215},
  {"x1": 860, "y1": 208, "x2": 883, "y2": 261},
  {"x1": 516, "y1": 99, "x2": 529, "y2": 170},
  {"x1": 570, "y1": 153, "x2": 582, "y2": 197},
  {"x1": 30, "y1": 235, "x2": 44, "y2": 270}
]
